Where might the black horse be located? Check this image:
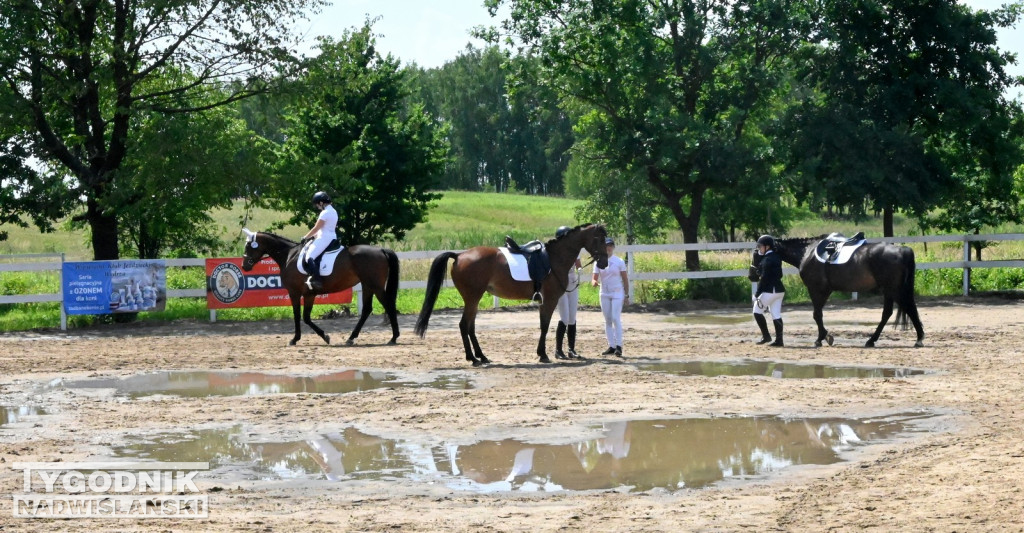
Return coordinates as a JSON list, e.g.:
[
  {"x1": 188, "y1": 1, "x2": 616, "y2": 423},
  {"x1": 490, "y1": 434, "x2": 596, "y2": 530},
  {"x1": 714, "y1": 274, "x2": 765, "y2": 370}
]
[
  {"x1": 750, "y1": 235, "x2": 924, "y2": 347},
  {"x1": 241, "y1": 229, "x2": 401, "y2": 346}
]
